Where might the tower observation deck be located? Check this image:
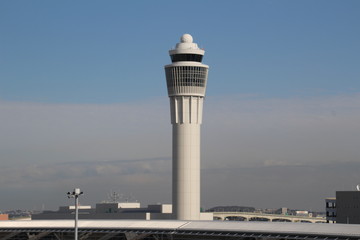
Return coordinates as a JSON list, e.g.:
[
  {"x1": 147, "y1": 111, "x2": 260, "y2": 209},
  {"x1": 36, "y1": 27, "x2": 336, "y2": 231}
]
[{"x1": 165, "y1": 34, "x2": 209, "y2": 220}]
